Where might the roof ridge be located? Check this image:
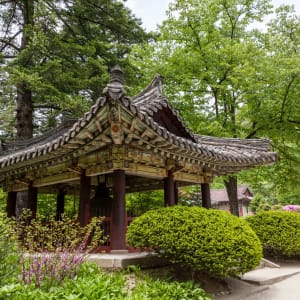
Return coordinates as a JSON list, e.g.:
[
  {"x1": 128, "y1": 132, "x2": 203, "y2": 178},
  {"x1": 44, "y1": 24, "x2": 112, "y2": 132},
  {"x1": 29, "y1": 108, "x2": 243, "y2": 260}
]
[{"x1": 0, "y1": 118, "x2": 77, "y2": 154}]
